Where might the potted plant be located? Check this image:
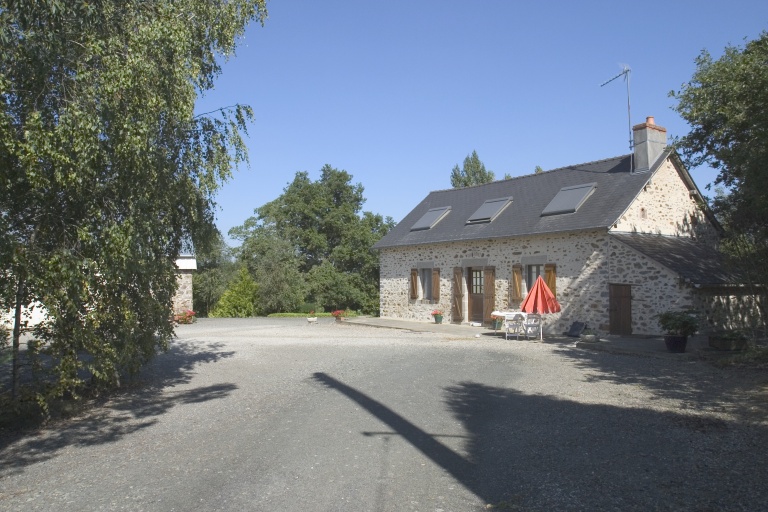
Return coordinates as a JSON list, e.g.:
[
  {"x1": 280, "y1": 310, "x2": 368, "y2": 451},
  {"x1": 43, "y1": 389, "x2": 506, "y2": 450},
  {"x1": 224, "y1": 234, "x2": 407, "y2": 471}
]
[
  {"x1": 331, "y1": 310, "x2": 347, "y2": 323},
  {"x1": 307, "y1": 310, "x2": 318, "y2": 324},
  {"x1": 173, "y1": 310, "x2": 196, "y2": 324},
  {"x1": 431, "y1": 309, "x2": 444, "y2": 324},
  {"x1": 490, "y1": 314, "x2": 504, "y2": 331},
  {"x1": 580, "y1": 328, "x2": 599, "y2": 343},
  {"x1": 657, "y1": 310, "x2": 699, "y2": 353}
]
